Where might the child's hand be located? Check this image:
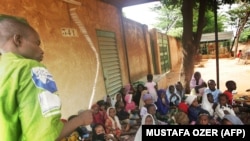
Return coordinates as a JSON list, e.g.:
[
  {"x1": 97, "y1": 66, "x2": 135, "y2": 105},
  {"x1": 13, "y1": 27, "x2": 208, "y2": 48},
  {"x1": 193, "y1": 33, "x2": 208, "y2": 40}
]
[{"x1": 223, "y1": 110, "x2": 230, "y2": 115}]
